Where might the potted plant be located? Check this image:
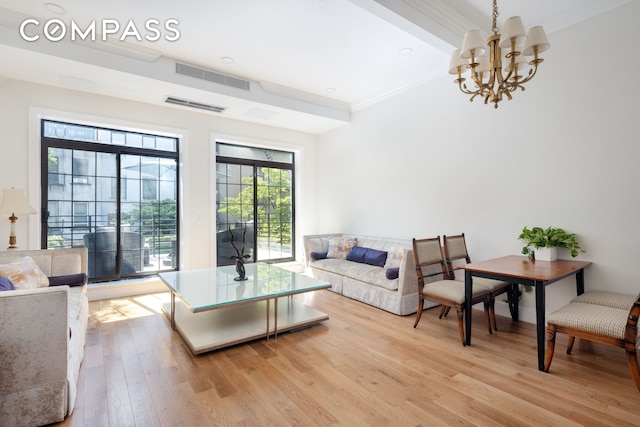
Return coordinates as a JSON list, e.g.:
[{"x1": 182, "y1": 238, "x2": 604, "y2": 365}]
[{"x1": 518, "y1": 226, "x2": 585, "y2": 260}]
